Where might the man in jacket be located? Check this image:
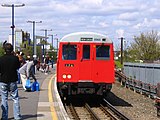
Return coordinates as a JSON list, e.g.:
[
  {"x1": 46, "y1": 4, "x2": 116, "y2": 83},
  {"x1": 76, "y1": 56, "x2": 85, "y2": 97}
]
[
  {"x1": 0, "y1": 42, "x2": 21, "y2": 120},
  {"x1": 19, "y1": 59, "x2": 38, "y2": 90}
]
